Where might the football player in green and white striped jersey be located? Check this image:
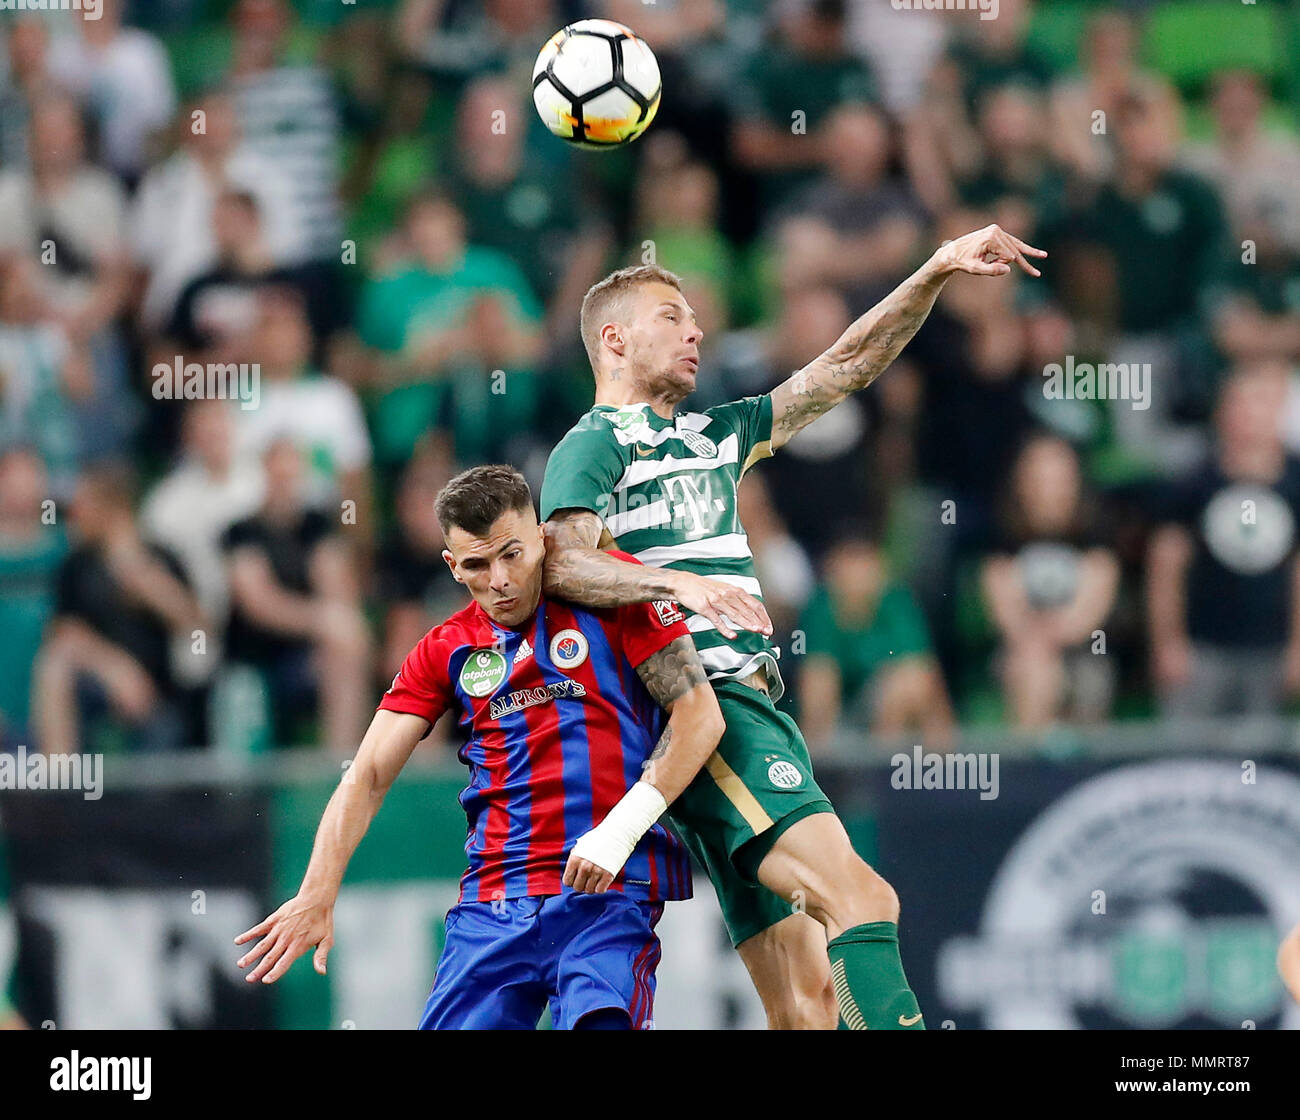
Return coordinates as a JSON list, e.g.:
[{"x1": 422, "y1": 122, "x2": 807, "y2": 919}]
[{"x1": 541, "y1": 224, "x2": 1045, "y2": 1030}]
